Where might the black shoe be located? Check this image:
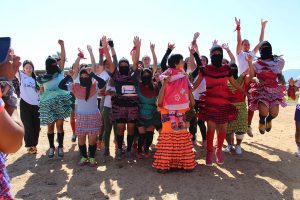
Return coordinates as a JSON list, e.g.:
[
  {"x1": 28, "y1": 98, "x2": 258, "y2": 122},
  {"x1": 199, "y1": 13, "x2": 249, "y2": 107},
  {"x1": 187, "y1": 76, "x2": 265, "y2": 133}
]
[
  {"x1": 58, "y1": 147, "x2": 64, "y2": 158},
  {"x1": 48, "y1": 148, "x2": 55, "y2": 158}
]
